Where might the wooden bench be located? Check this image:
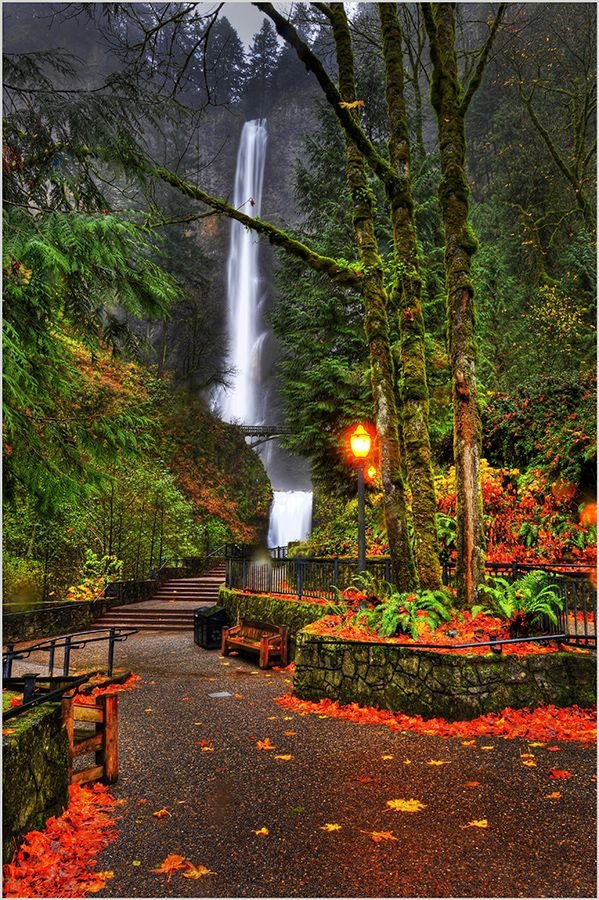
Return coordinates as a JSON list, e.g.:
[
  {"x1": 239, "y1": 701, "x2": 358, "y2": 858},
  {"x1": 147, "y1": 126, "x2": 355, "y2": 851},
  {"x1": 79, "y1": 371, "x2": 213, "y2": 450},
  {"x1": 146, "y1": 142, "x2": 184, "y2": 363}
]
[{"x1": 221, "y1": 619, "x2": 288, "y2": 669}]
